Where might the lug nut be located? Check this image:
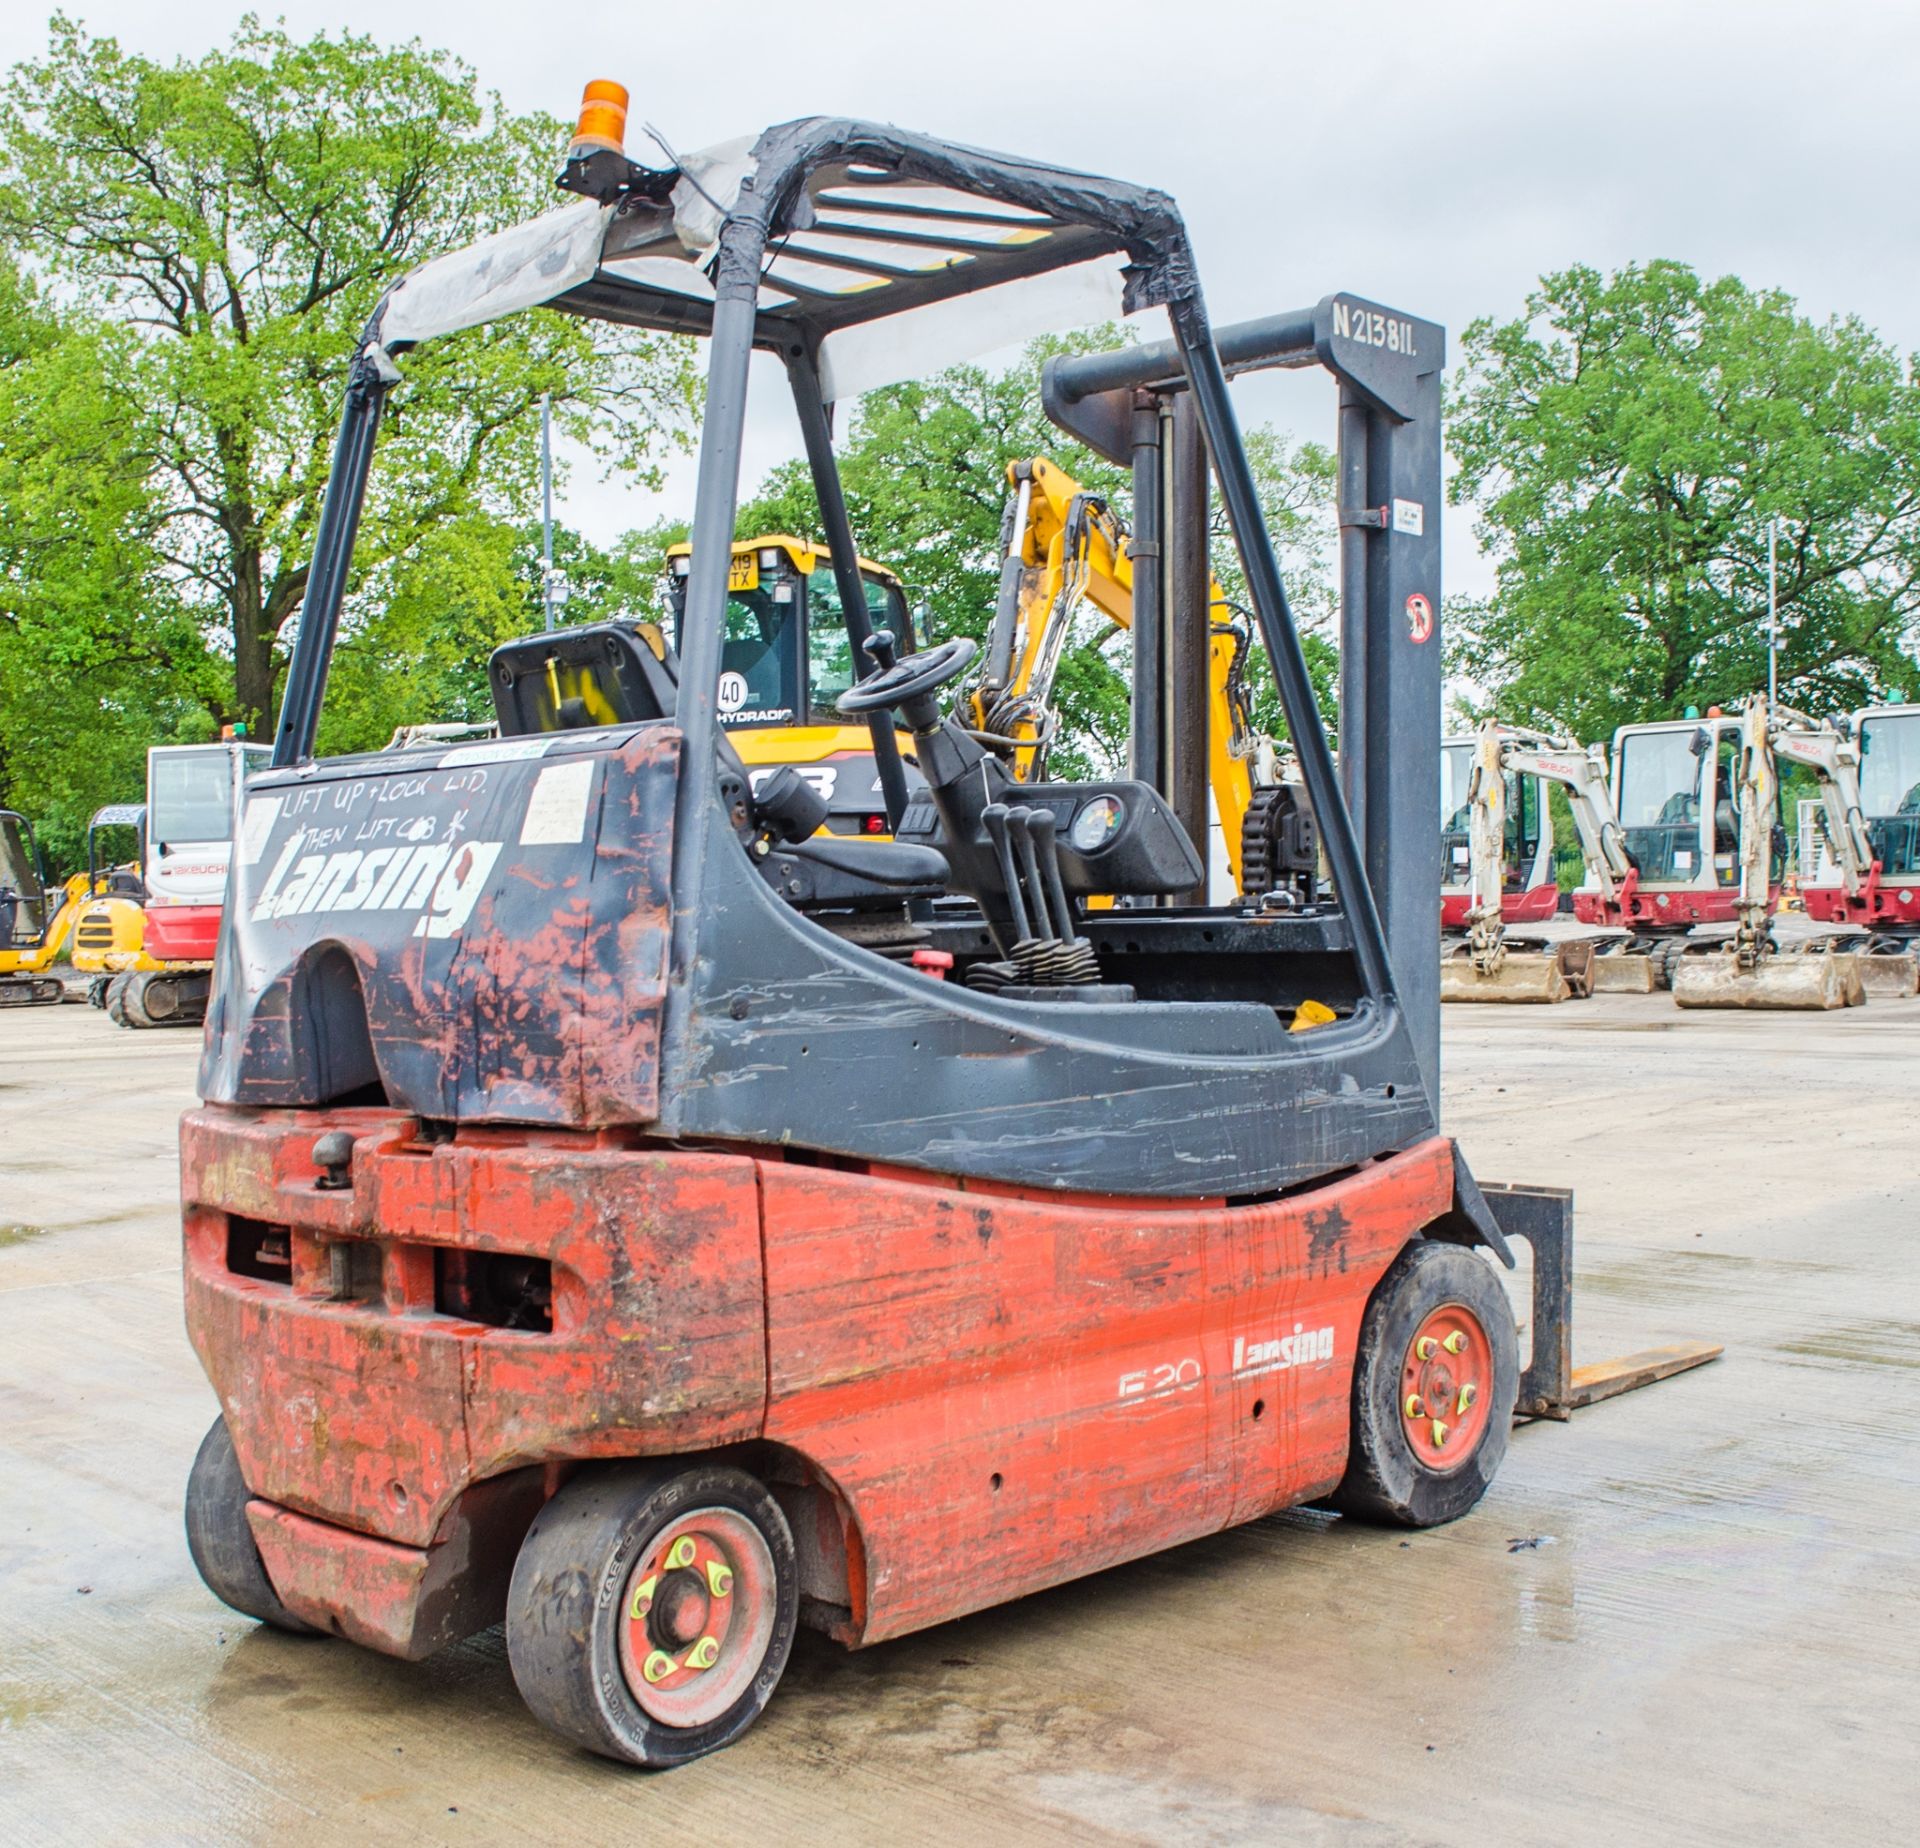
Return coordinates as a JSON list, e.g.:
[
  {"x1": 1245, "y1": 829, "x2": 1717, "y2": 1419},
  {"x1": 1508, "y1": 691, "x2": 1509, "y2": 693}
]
[
  {"x1": 1430, "y1": 1418, "x2": 1450, "y2": 1449},
  {"x1": 685, "y1": 1635, "x2": 720, "y2": 1671},
  {"x1": 629, "y1": 1572, "x2": 659, "y2": 1620},
  {"x1": 666, "y1": 1536, "x2": 696, "y2": 1570},
  {"x1": 1456, "y1": 1383, "x2": 1476, "y2": 1415},
  {"x1": 642, "y1": 1649, "x2": 677, "y2": 1684},
  {"x1": 1443, "y1": 1331, "x2": 1467, "y2": 1355},
  {"x1": 1416, "y1": 1336, "x2": 1438, "y2": 1360},
  {"x1": 1404, "y1": 1394, "x2": 1425, "y2": 1419},
  {"x1": 705, "y1": 1561, "x2": 733, "y2": 1598}
]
